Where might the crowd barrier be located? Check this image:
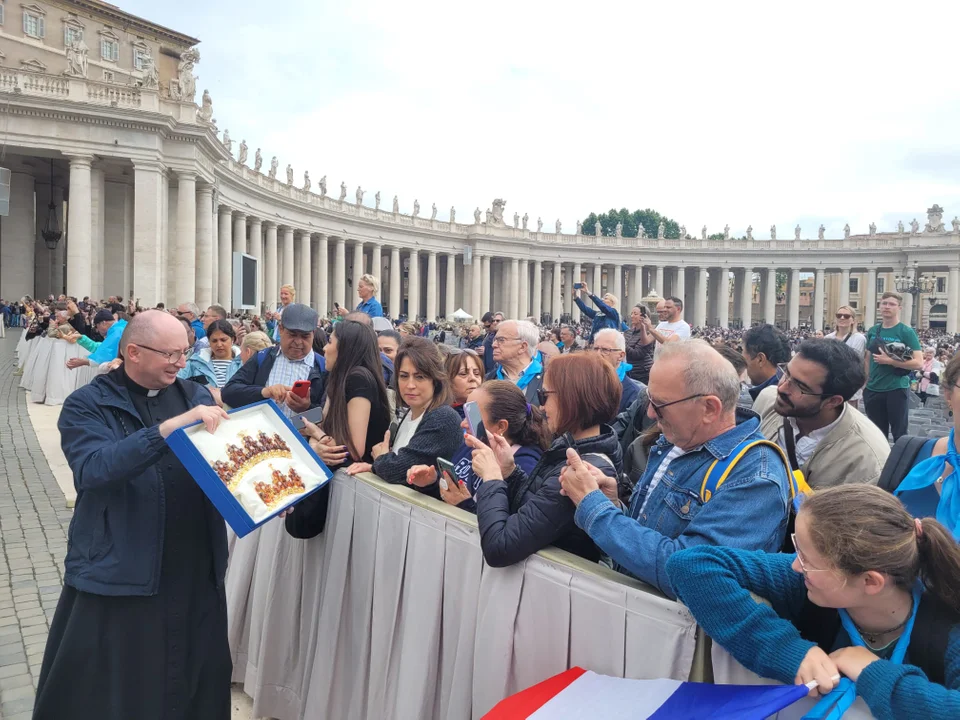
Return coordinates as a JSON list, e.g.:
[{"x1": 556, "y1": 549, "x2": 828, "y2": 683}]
[
  {"x1": 227, "y1": 470, "x2": 877, "y2": 720},
  {"x1": 17, "y1": 335, "x2": 97, "y2": 405}
]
